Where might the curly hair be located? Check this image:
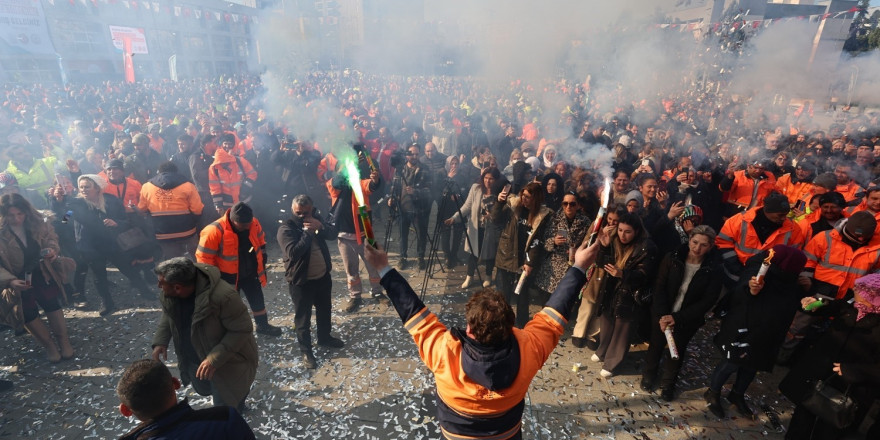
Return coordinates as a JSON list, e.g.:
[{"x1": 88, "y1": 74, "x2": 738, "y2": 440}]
[{"x1": 465, "y1": 288, "x2": 514, "y2": 346}]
